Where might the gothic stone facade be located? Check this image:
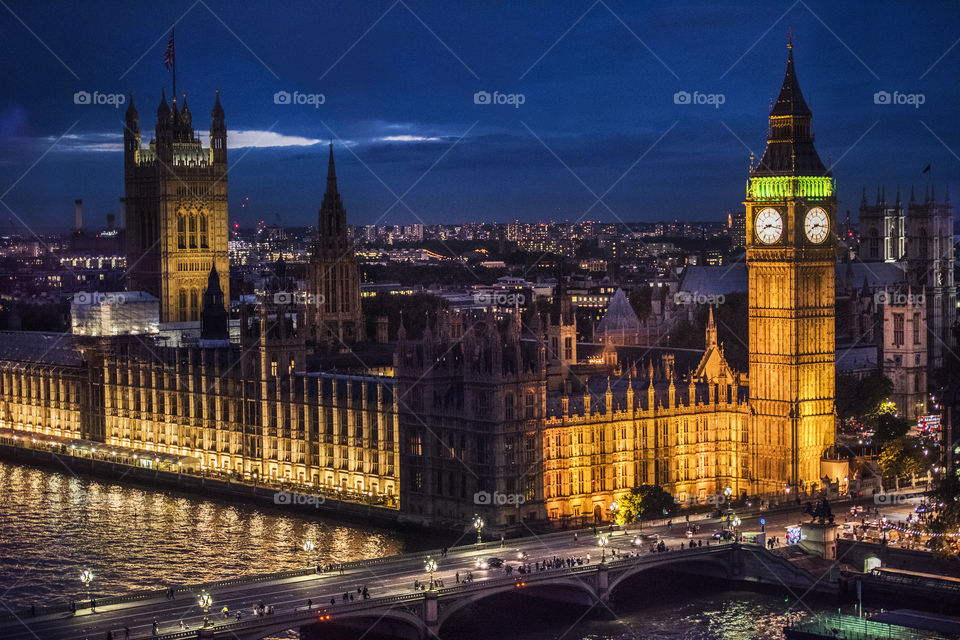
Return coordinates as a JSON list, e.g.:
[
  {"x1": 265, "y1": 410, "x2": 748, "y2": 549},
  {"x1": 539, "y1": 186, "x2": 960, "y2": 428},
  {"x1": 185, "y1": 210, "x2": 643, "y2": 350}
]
[{"x1": 124, "y1": 91, "x2": 230, "y2": 323}]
